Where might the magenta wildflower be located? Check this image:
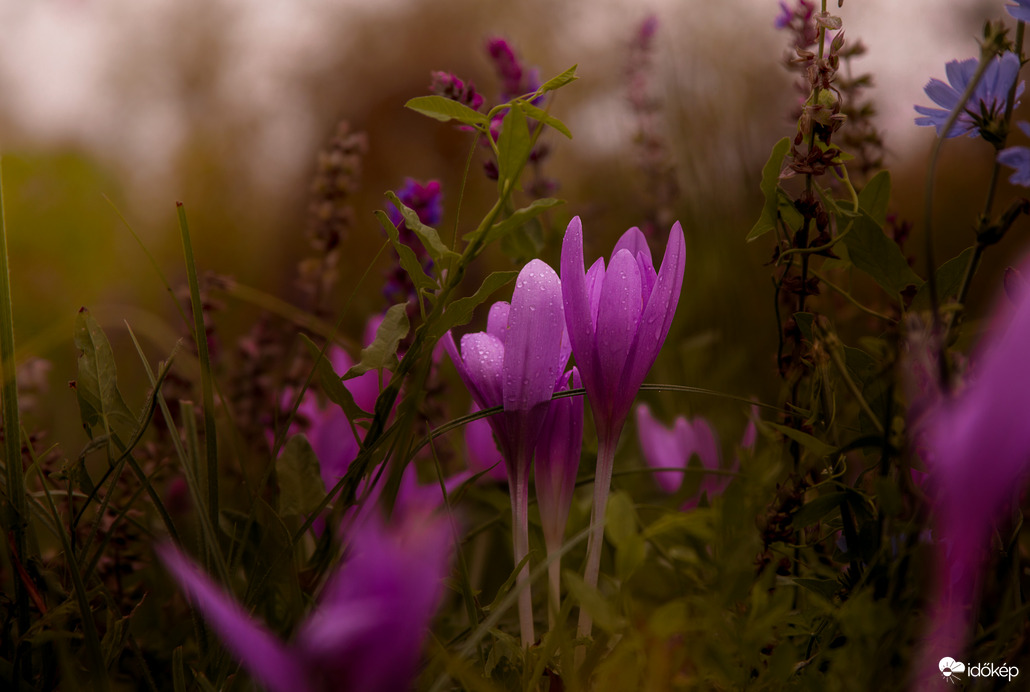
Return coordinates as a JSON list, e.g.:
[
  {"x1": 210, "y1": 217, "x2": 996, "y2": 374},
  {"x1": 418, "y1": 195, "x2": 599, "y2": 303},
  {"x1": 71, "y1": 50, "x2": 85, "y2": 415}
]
[
  {"x1": 534, "y1": 368, "x2": 583, "y2": 623},
  {"x1": 385, "y1": 178, "x2": 443, "y2": 302},
  {"x1": 1007, "y1": 0, "x2": 1030, "y2": 22},
  {"x1": 914, "y1": 52, "x2": 1024, "y2": 139},
  {"x1": 560, "y1": 216, "x2": 685, "y2": 644},
  {"x1": 429, "y1": 71, "x2": 484, "y2": 111},
  {"x1": 443, "y1": 258, "x2": 567, "y2": 646},
  {"x1": 636, "y1": 404, "x2": 724, "y2": 506},
  {"x1": 159, "y1": 510, "x2": 452, "y2": 692},
  {"x1": 485, "y1": 37, "x2": 540, "y2": 101},
  {"x1": 464, "y1": 403, "x2": 508, "y2": 483},
  {"x1": 914, "y1": 259, "x2": 1030, "y2": 674}
]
